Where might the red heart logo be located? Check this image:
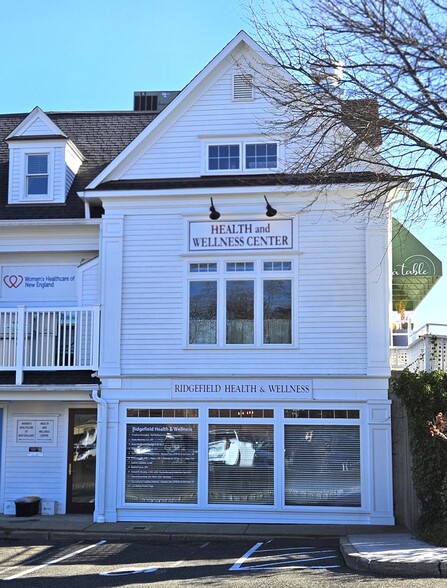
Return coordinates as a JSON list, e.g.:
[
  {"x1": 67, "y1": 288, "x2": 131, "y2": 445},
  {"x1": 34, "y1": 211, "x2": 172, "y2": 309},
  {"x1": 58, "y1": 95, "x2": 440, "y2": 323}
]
[{"x1": 3, "y1": 275, "x2": 24, "y2": 288}]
